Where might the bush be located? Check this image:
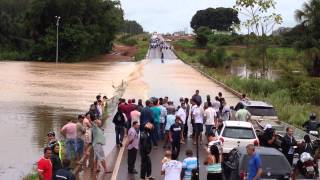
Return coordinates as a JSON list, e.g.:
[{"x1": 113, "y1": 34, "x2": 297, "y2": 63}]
[
  {"x1": 195, "y1": 26, "x2": 211, "y2": 47},
  {"x1": 199, "y1": 47, "x2": 226, "y2": 67}
]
